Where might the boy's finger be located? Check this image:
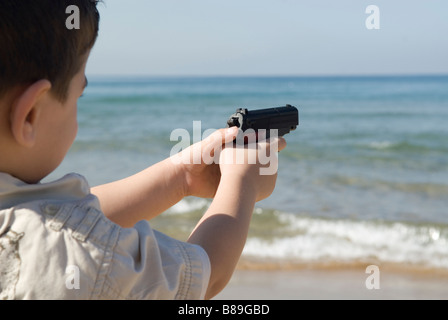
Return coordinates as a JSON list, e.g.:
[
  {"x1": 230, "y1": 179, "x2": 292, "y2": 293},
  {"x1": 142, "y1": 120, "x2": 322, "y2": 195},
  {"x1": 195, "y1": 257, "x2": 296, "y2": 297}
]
[
  {"x1": 276, "y1": 137, "x2": 287, "y2": 152},
  {"x1": 199, "y1": 127, "x2": 238, "y2": 162},
  {"x1": 204, "y1": 127, "x2": 238, "y2": 148},
  {"x1": 259, "y1": 136, "x2": 287, "y2": 153}
]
